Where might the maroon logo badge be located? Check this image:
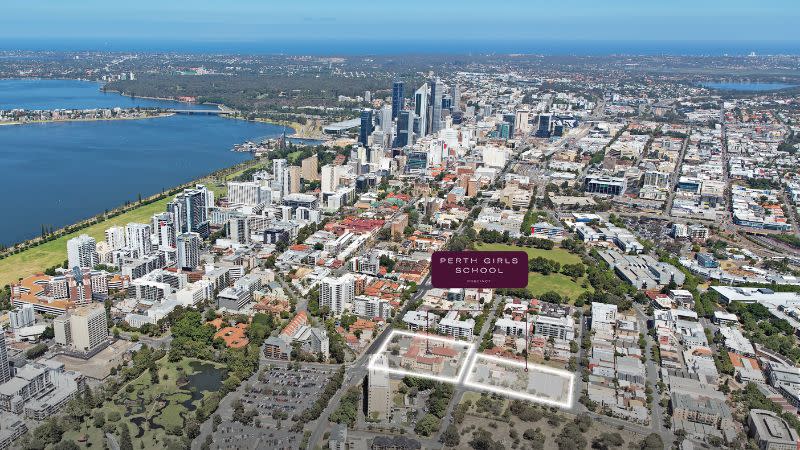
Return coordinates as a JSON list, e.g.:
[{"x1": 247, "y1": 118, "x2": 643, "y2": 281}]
[{"x1": 431, "y1": 251, "x2": 529, "y2": 288}]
